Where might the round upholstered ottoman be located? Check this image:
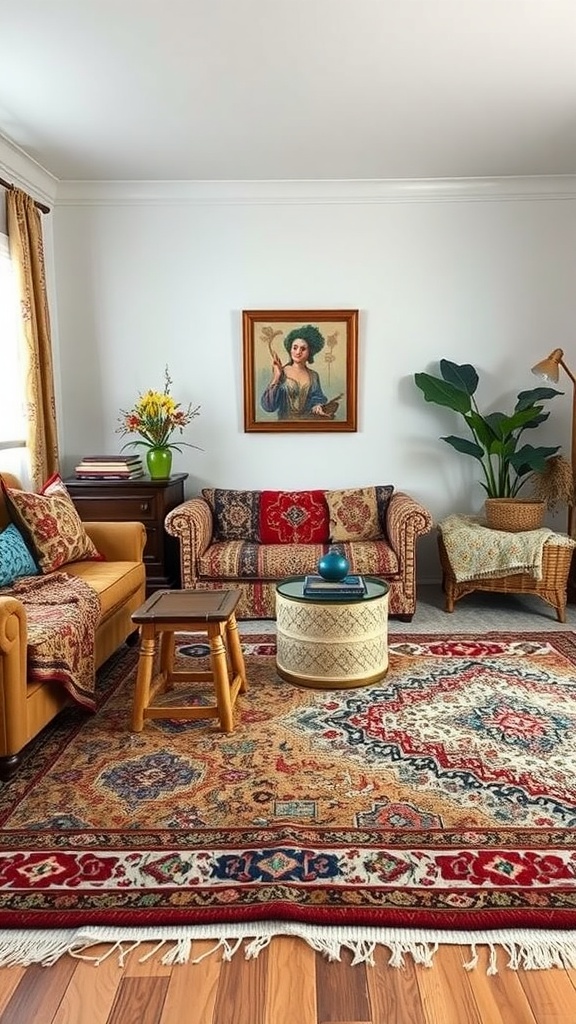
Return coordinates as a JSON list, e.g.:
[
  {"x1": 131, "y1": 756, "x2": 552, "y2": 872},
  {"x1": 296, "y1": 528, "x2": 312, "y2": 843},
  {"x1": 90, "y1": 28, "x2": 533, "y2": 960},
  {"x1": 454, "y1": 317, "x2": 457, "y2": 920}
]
[{"x1": 275, "y1": 576, "x2": 389, "y2": 689}]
